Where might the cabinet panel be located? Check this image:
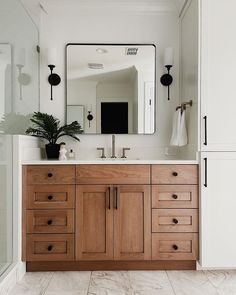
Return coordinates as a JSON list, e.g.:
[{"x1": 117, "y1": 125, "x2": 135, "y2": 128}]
[
  {"x1": 201, "y1": 0, "x2": 236, "y2": 150},
  {"x1": 76, "y1": 185, "x2": 113, "y2": 260},
  {"x1": 200, "y1": 153, "x2": 236, "y2": 267},
  {"x1": 114, "y1": 185, "x2": 151, "y2": 260},
  {"x1": 76, "y1": 165, "x2": 150, "y2": 184}
]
